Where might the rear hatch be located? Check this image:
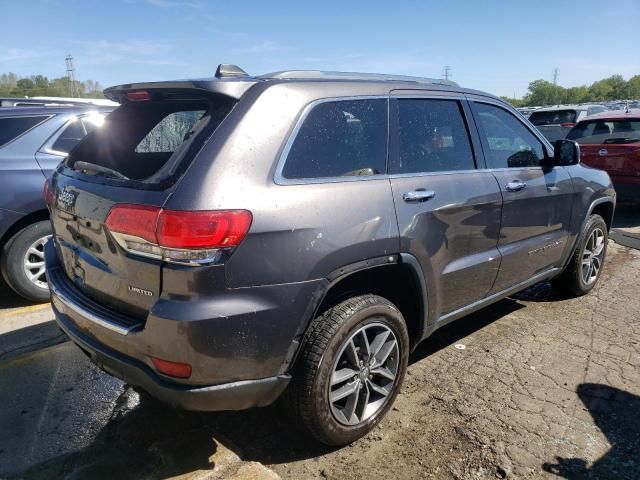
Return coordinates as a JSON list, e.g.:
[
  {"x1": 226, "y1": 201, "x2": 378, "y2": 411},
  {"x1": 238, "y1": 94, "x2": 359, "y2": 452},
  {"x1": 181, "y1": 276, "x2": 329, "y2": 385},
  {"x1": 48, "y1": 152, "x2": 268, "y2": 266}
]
[
  {"x1": 567, "y1": 118, "x2": 640, "y2": 179},
  {"x1": 49, "y1": 88, "x2": 237, "y2": 320},
  {"x1": 529, "y1": 109, "x2": 578, "y2": 142}
]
